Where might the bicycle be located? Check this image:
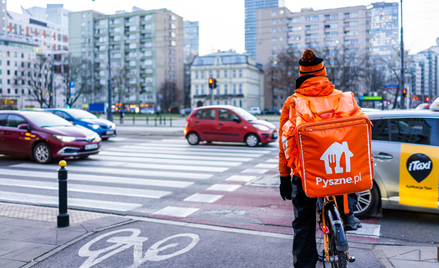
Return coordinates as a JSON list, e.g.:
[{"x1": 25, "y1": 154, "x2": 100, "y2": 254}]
[{"x1": 316, "y1": 195, "x2": 355, "y2": 268}]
